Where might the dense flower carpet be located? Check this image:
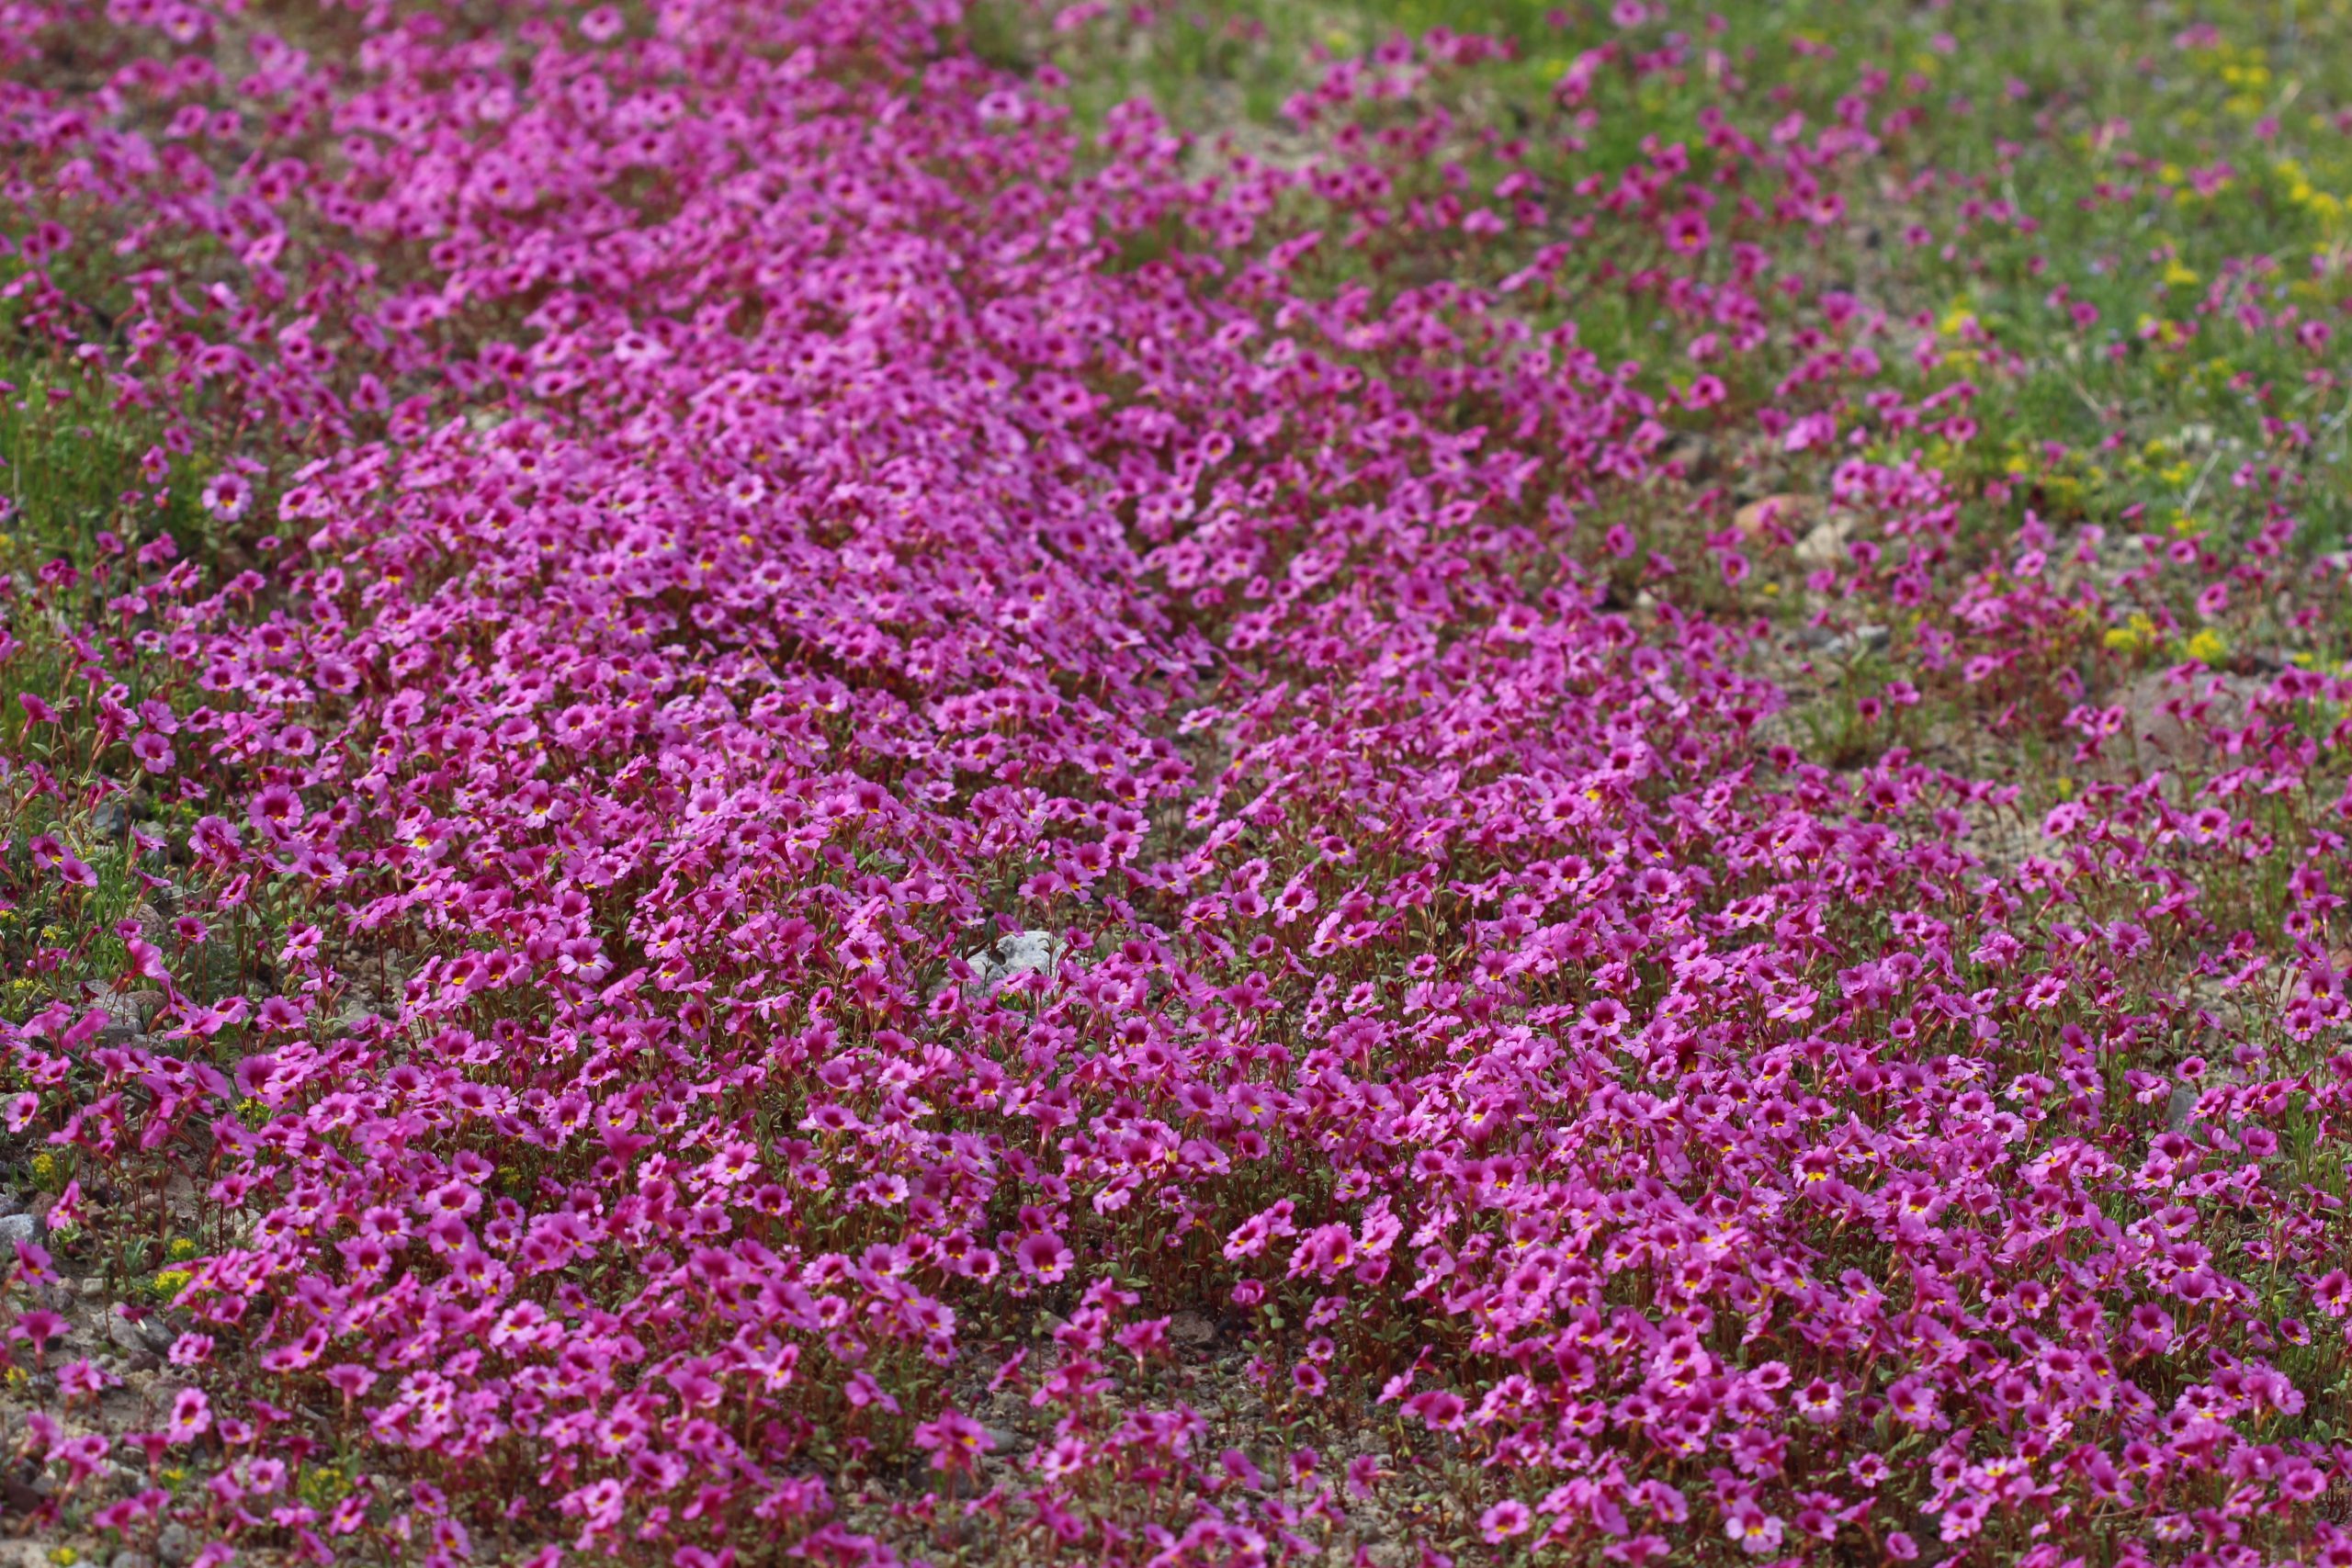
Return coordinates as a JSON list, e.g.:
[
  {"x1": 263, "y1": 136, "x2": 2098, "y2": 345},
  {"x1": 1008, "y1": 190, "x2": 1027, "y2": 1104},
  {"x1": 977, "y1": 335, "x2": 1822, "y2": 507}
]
[{"x1": 4, "y1": 2, "x2": 2352, "y2": 1564}]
